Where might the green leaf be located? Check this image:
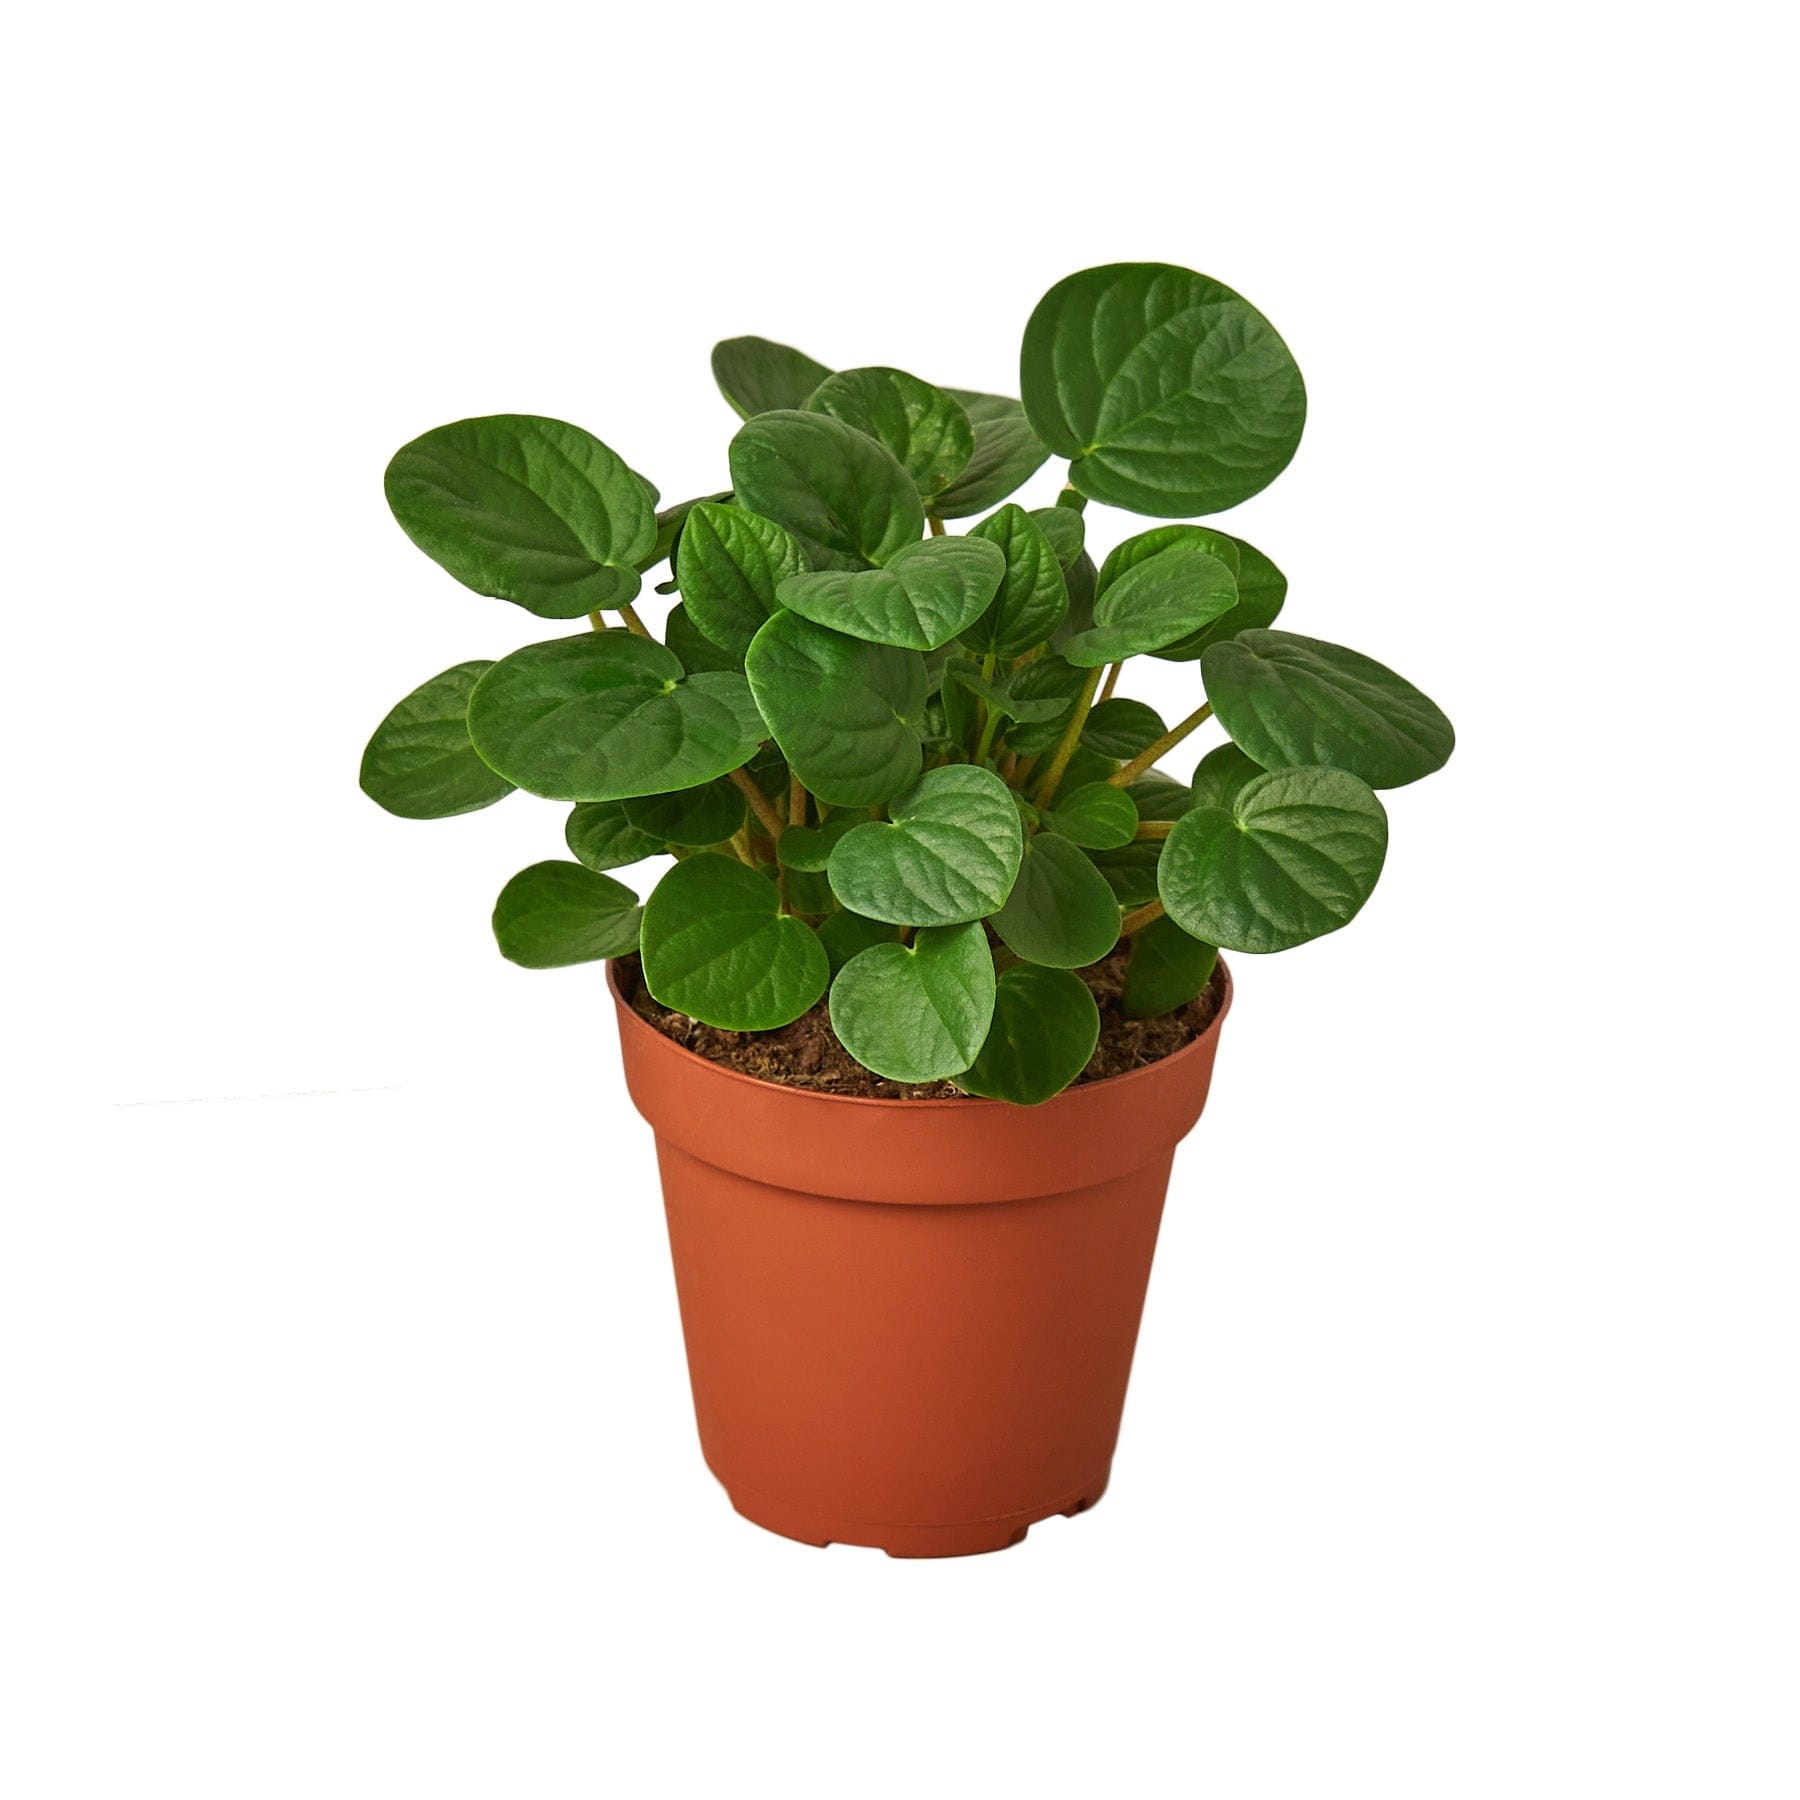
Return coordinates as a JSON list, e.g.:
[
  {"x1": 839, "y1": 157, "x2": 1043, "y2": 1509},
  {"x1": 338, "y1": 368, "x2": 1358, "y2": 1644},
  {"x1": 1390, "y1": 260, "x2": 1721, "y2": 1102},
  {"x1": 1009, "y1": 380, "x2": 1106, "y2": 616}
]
[
  {"x1": 1019, "y1": 263, "x2": 1307, "y2": 516},
  {"x1": 777, "y1": 817, "x2": 858, "y2": 872},
  {"x1": 806, "y1": 367, "x2": 974, "y2": 499},
  {"x1": 1154, "y1": 535, "x2": 1288, "y2": 662},
  {"x1": 1122, "y1": 916, "x2": 1218, "y2": 1019},
  {"x1": 1081, "y1": 697, "x2": 1166, "y2": 761},
  {"x1": 493, "y1": 861, "x2": 641, "y2": 968},
  {"x1": 826, "y1": 765, "x2": 1023, "y2": 926},
  {"x1": 1128, "y1": 770, "x2": 1193, "y2": 822},
  {"x1": 744, "y1": 610, "x2": 925, "y2": 808},
  {"x1": 712, "y1": 336, "x2": 831, "y2": 420},
  {"x1": 1043, "y1": 781, "x2": 1139, "y2": 850},
  {"x1": 933, "y1": 391, "x2": 1049, "y2": 518},
  {"x1": 775, "y1": 535, "x2": 1004, "y2": 652},
  {"x1": 565, "y1": 800, "x2": 664, "y2": 872},
  {"x1": 943, "y1": 658, "x2": 1071, "y2": 725},
  {"x1": 385, "y1": 415, "x2": 656, "y2": 618},
  {"x1": 641, "y1": 853, "x2": 829, "y2": 1028},
  {"x1": 990, "y1": 834, "x2": 1122, "y2": 968},
  {"x1": 1098, "y1": 523, "x2": 1241, "y2": 590},
  {"x1": 674, "y1": 501, "x2": 809, "y2": 656},
  {"x1": 1189, "y1": 743, "x2": 1264, "y2": 812},
  {"x1": 728, "y1": 410, "x2": 923, "y2": 568},
  {"x1": 1201, "y1": 630, "x2": 1455, "y2": 789},
  {"x1": 961, "y1": 504, "x2": 1068, "y2": 658},
  {"x1": 360, "y1": 661, "x2": 514, "y2": 819},
  {"x1": 1030, "y1": 506, "x2": 1085, "y2": 569},
  {"x1": 467, "y1": 632, "x2": 764, "y2": 801},
  {"x1": 623, "y1": 778, "x2": 745, "y2": 847},
  {"x1": 1158, "y1": 766, "x2": 1388, "y2": 953},
  {"x1": 1062, "y1": 541, "x2": 1239, "y2": 666},
  {"x1": 1087, "y1": 838, "x2": 1162, "y2": 906},
  {"x1": 958, "y1": 964, "x2": 1100, "y2": 1105},
  {"x1": 664, "y1": 602, "x2": 742, "y2": 674},
  {"x1": 1002, "y1": 652, "x2": 1091, "y2": 755},
  {"x1": 828, "y1": 922, "x2": 996, "y2": 1082},
  {"x1": 817, "y1": 908, "x2": 900, "y2": 974},
  {"x1": 639, "y1": 492, "x2": 730, "y2": 573}
]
